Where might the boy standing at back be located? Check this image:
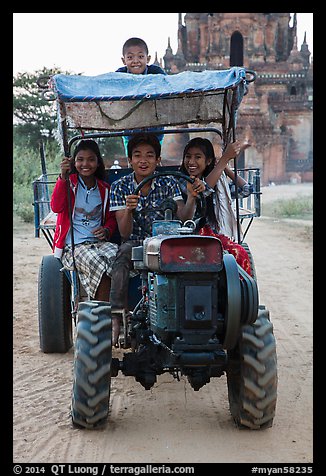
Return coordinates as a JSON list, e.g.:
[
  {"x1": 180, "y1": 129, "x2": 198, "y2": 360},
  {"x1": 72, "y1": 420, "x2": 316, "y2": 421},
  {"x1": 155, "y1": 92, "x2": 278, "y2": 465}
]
[
  {"x1": 116, "y1": 37, "x2": 166, "y2": 153},
  {"x1": 116, "y1": 37, "x2": 166, "y2": 75}
]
